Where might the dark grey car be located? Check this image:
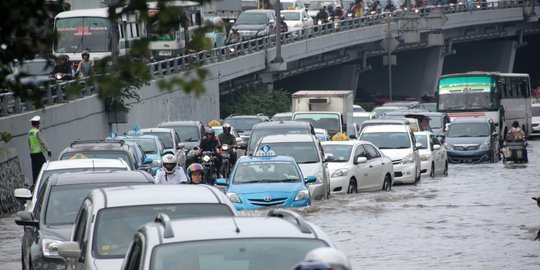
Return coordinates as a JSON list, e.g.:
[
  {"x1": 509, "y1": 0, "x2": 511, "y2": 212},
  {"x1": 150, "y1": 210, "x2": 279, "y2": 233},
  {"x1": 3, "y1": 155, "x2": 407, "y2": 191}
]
[
  {"x1": 15, "y1": 171, "x2": 154, "y2": 270},
  {"x1": 157, "y1": 121, "x2": 206, "y2": 151},
  {"x1": 233, "y1": 10, "x2": 277, "y2": 39}
]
